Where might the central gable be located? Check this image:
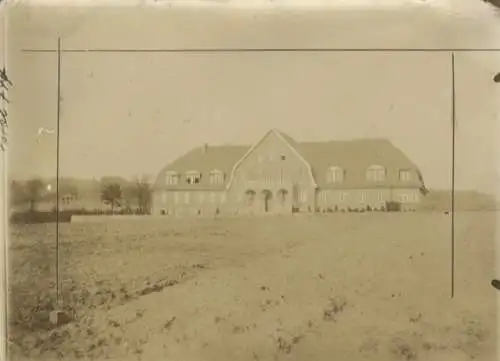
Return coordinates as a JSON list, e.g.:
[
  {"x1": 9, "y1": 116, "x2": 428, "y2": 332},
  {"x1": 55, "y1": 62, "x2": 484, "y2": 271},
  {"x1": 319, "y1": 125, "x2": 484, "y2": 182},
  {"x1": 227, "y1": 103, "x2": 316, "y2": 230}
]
[{"x1": 226, "y1": 129, "x2": 317, "y2": 189}]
